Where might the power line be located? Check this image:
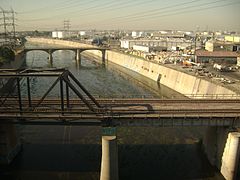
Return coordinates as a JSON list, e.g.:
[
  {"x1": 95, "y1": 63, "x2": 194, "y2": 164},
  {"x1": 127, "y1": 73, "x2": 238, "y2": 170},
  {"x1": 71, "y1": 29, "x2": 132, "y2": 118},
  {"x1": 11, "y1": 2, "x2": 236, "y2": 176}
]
[
  {"x1": 79, "y1": 0, "x2": 202, "y2": 28},
  {"x1": 17, "y1": 0, "x2": 79, "y2": 14},
  {"x1": 17, "y1": 0, "x2": 153, "y2": 22},
  {"x1": 12, "y1": 0, "x2": 240, "y2": 30},
  {"x1": 80, "y1": 0, "x2": 239, "y2": 29}
]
